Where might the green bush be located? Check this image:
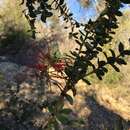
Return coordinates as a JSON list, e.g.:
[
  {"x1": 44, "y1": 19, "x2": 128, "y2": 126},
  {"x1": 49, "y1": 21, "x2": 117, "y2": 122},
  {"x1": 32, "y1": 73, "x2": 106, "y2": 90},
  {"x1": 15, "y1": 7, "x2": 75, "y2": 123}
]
[{"x1": 0, "y1": 0, "x2": 31, "y2": 55}]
